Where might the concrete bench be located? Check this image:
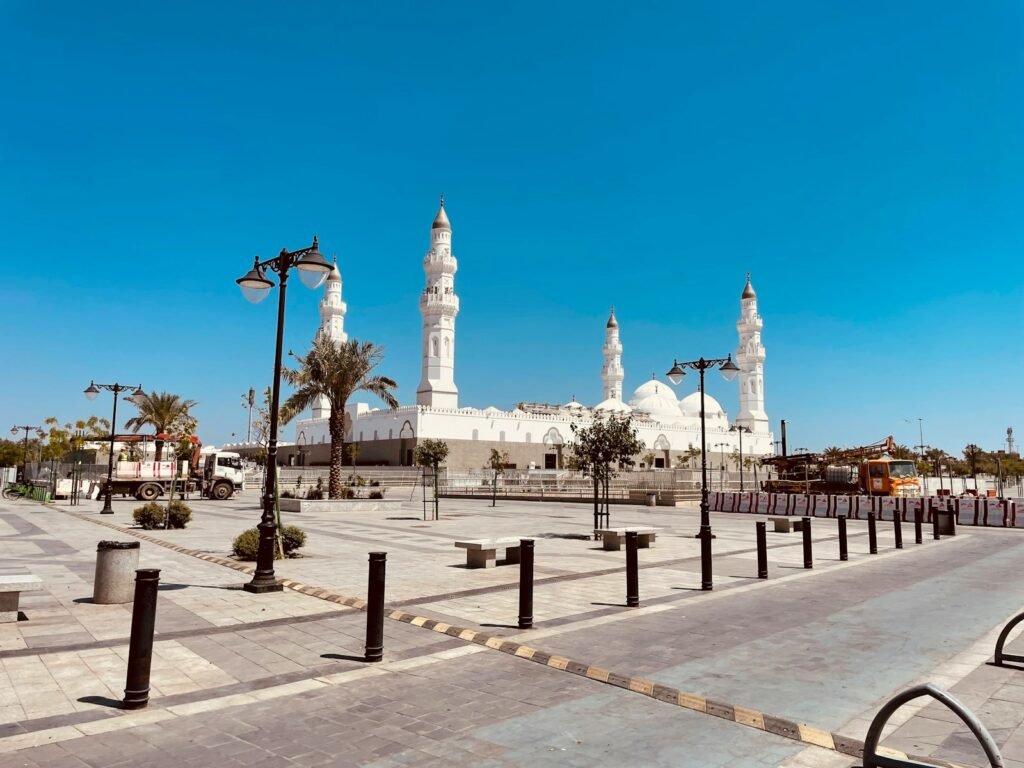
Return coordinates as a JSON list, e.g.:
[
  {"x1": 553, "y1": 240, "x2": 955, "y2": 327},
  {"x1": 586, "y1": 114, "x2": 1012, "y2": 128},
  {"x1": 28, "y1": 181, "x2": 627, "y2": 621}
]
[
  {"x1": 595, "y1": 527, "x2": 659, "y2": 551},
  {"x1": 0, "y1": 575, "x2": 44, "y2": 623},
  {"x1": 769, "y1": 517, "x2": 804, "y2": 533},
  {"x1": 454, "y1": 538, "x2": 524, "y2": 569}
]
